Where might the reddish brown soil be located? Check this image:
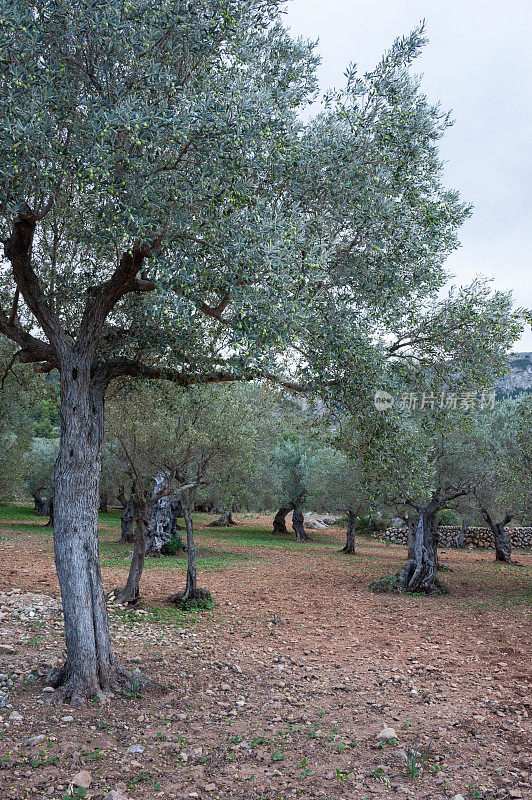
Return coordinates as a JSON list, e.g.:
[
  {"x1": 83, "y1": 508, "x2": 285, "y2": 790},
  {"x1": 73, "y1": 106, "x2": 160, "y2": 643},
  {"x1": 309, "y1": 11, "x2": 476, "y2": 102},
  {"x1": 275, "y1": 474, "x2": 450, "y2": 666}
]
[{"x1": 0, "y1": 512, "x2": 530, "y2": 800}]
